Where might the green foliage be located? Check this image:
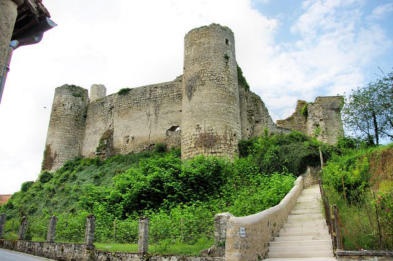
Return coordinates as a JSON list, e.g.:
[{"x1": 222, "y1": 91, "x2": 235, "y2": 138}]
[
  {"x1": 21, "y1": 181, "x2": 34, "y2": 192},
  {"x1": 118, "y1": 88, "x2": 131, "y2": 95},
  {"x1": 38, "y1": 171, "x2": 53, "y2": 183},
  {"x1": 343, "y1": 70, "x2": 393, "y2": 145},
  {"x1": 300, "y1": 103, "x2": 308, "y2": 118},
  {"x1": 240, "y1": 131, "x2": 331, "y2": 176},
  {"x1": 237, "y1": 65, "x2": 250, "y2": 91},
  {"x1": 323, "y1": 153, "x2": 371, "y2": 203},
  {"x1": 322, "y1": 145, "x2": 393, "y2": 249},
  {"x1": 313, "y1": 126, "x2": 322, "y2": 138},
  {"x1": 1, "y1": 133, "x2": 309, "y2": 253},
  {"x1": 375, "y1": 191, "x2": 393, "y2": 240},
  {"x1": 154, "y1": 143, "x2": 167, "y2": 153}
]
